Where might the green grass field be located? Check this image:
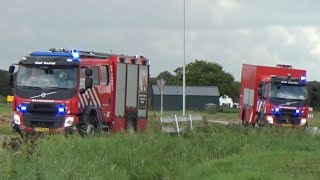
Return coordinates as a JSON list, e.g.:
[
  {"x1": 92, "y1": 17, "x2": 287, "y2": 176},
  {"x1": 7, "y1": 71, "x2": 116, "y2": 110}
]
[
  {"x1": 1, "y1": 106, "x2": 320, "y2": 179},
  {"x1": 0, "y1": 103, "x2": 11, "y2": 114},
  {"x1": 0, "y1": 103, "x2": 13, "y2": 135},
  {"x1": 1, "y1": 125, "x2": 320, "y2": 179}
]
